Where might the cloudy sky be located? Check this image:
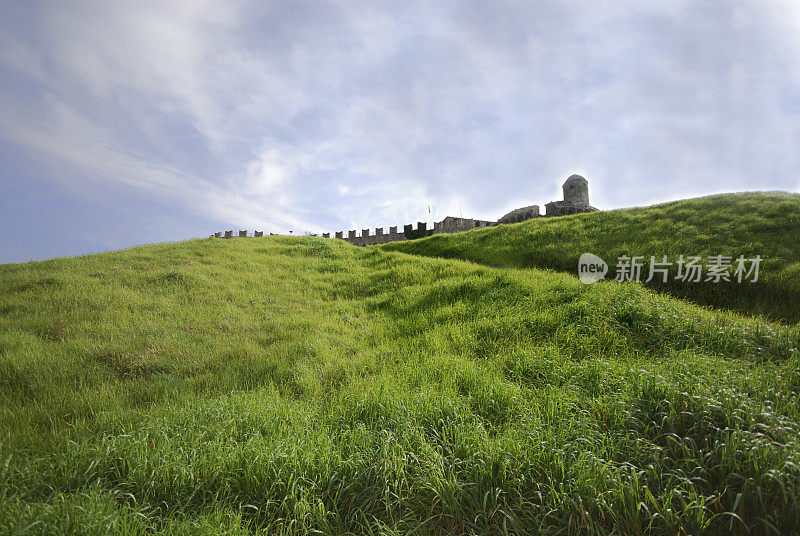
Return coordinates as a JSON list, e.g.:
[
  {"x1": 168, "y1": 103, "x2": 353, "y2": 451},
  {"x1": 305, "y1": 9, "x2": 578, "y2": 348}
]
[{"x1": 1, "y1": 1, "x2": 799, "y2": 262}]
